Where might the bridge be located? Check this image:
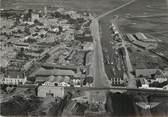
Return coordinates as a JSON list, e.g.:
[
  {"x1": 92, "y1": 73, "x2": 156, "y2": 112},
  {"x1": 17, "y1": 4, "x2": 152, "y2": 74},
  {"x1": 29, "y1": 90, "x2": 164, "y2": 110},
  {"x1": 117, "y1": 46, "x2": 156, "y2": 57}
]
[
  {"x1": 3, "y1": 83, "x2": 168, "y2": 97},
  {"x1": 67, "y1": 86, "x2": 168, "y2": 109},
  {"x1": 71, "y1": 86, "x2": 168, "y2": 107},
  {"x1": 67, "y1": 87, "x2": 168, "y2": 95}
]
